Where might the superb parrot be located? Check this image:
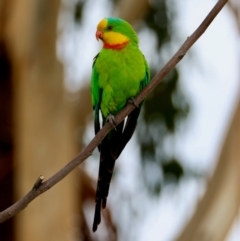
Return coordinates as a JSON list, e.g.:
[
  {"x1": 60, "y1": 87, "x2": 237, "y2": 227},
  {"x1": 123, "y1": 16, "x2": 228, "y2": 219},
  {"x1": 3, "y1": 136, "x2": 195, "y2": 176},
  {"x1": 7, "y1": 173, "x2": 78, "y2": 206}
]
[{"x1": 91, "y1": 17, "x2": 150, "y2": 232}]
